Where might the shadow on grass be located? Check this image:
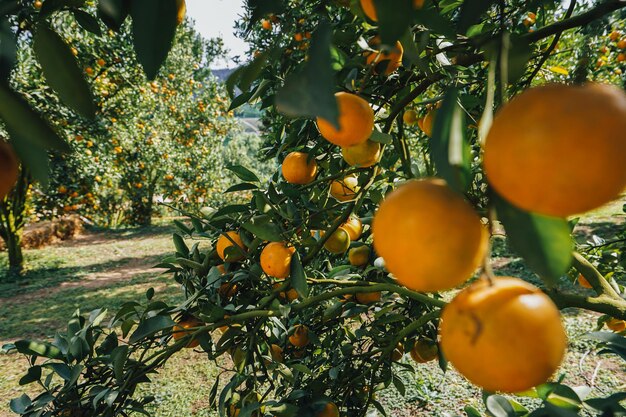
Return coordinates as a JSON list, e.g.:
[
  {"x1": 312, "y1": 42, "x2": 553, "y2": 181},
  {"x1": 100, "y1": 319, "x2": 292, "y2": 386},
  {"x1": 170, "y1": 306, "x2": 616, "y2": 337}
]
[{"x1": 0, "y1": 251, "x2": 173, "y2": 299}]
